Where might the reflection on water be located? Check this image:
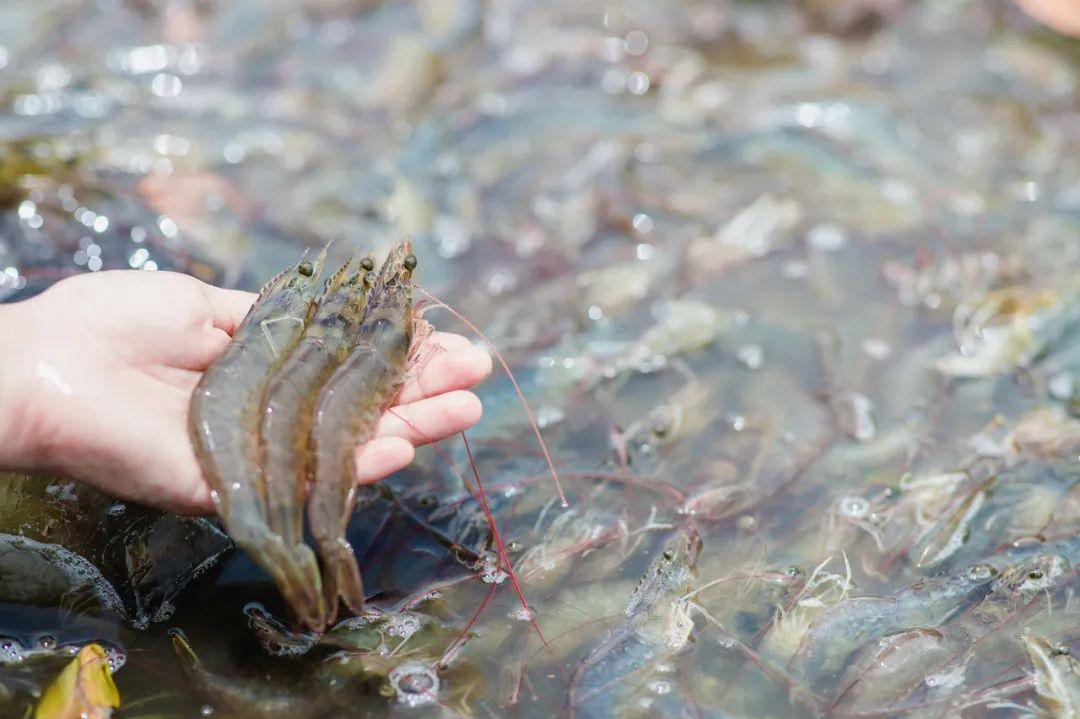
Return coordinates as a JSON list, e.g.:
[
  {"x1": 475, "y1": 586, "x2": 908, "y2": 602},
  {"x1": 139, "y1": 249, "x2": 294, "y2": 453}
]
[{"x1": 0, "y1": 0, "x2": 1079, "y2": 716}]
